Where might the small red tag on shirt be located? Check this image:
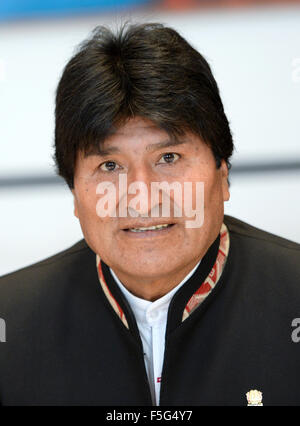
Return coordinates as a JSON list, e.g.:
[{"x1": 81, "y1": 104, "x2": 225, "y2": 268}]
[{"x1": 157, "y1": 377, "x2": 161, "y2": 383}]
